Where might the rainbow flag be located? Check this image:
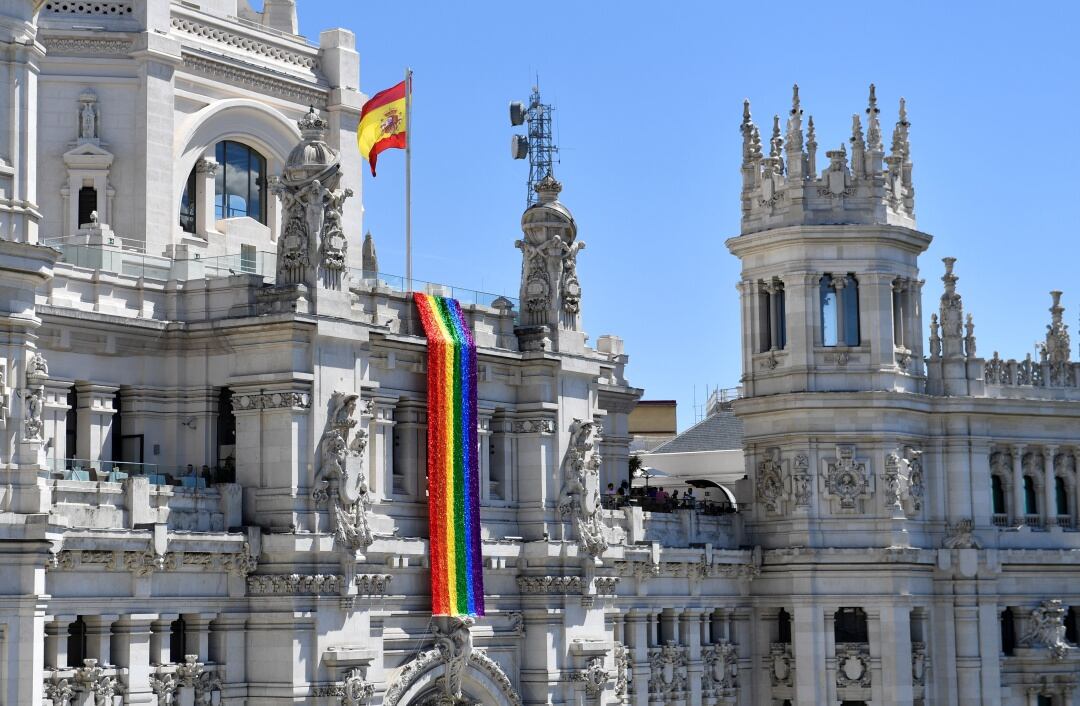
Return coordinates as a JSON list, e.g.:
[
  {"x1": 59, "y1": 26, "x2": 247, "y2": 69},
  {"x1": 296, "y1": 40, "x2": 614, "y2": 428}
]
[{"x1": 413, "y1": 293, "x2": 485, "y2": 617}]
